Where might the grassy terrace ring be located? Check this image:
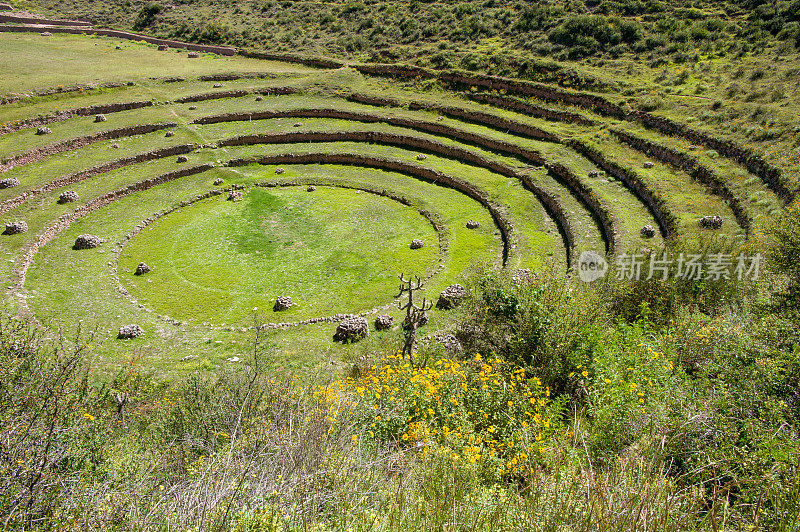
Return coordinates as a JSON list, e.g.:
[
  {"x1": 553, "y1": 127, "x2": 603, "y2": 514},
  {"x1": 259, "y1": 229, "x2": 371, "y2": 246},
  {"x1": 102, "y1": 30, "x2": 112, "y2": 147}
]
[{"x1": 116, "y1": 185, "x2": 439, "y2": 325}]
